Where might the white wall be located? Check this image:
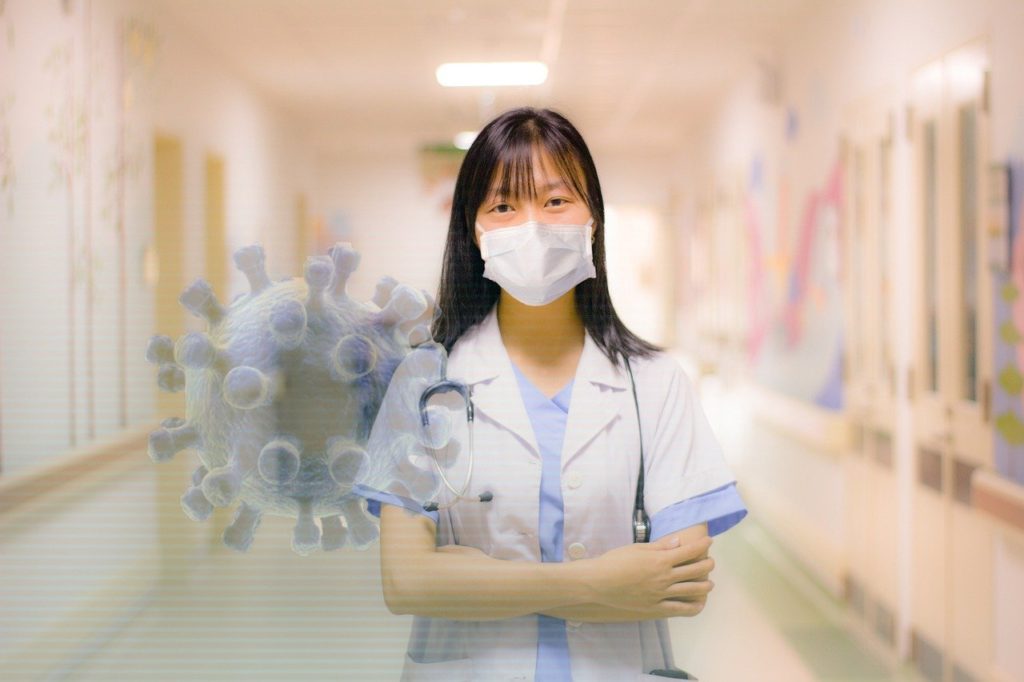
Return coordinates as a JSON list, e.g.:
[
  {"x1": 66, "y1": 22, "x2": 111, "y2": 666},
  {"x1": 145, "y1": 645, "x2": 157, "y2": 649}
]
[
  {"x1": 0, "y1": 0, "x2": 317, "y2": 476},
  {"x1": 313, "y1": 146, "x2": 450, "y2": 302},
  {"x1": 0, "y1": 0, "x2": 322, "y2": 672},
  {"x1": 688, "y1": 0, "x2": 1024, "y2": 199}
]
